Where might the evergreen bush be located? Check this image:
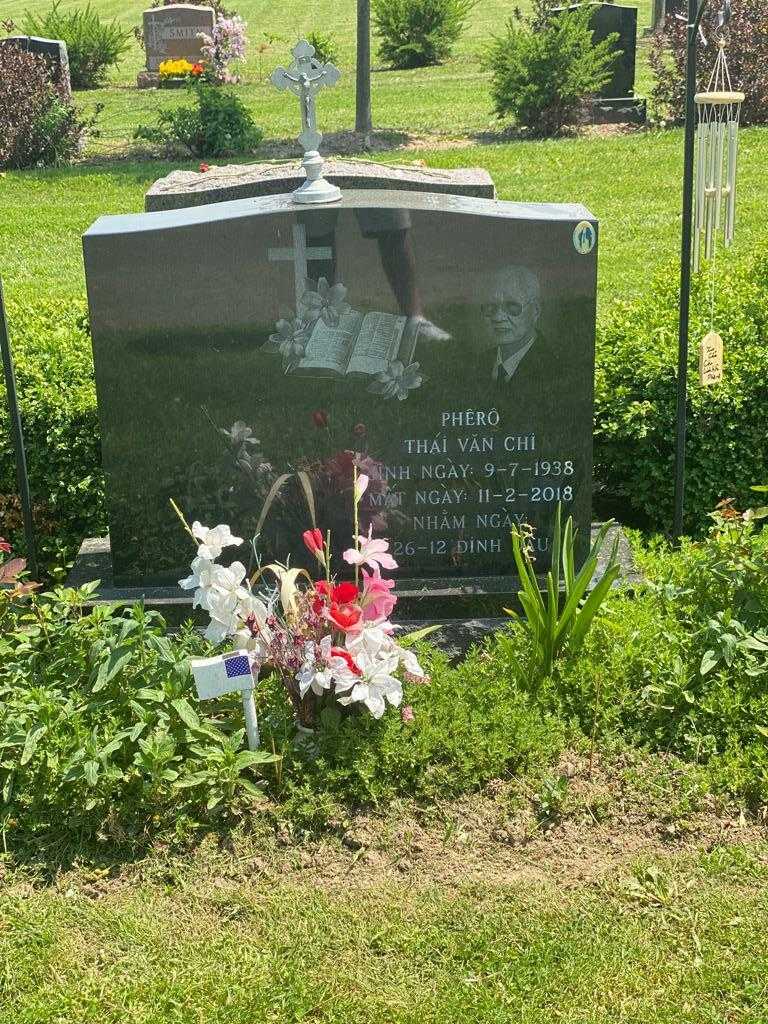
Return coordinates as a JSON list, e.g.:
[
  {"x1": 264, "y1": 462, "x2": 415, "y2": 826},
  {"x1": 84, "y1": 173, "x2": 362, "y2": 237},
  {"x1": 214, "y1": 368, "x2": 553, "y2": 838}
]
[
  {"x1": 594, "y1": 245, "x2": 768, "y2": 534},
  {"x1": 484, "y1": 3, "x2": 619, "y2": 136},
  {"x1": 373, "y1": 0, "x2": 475, "y2": 70},
  {"x1": 22, "y1": 1, "x2": 132, "y2": 89}
]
